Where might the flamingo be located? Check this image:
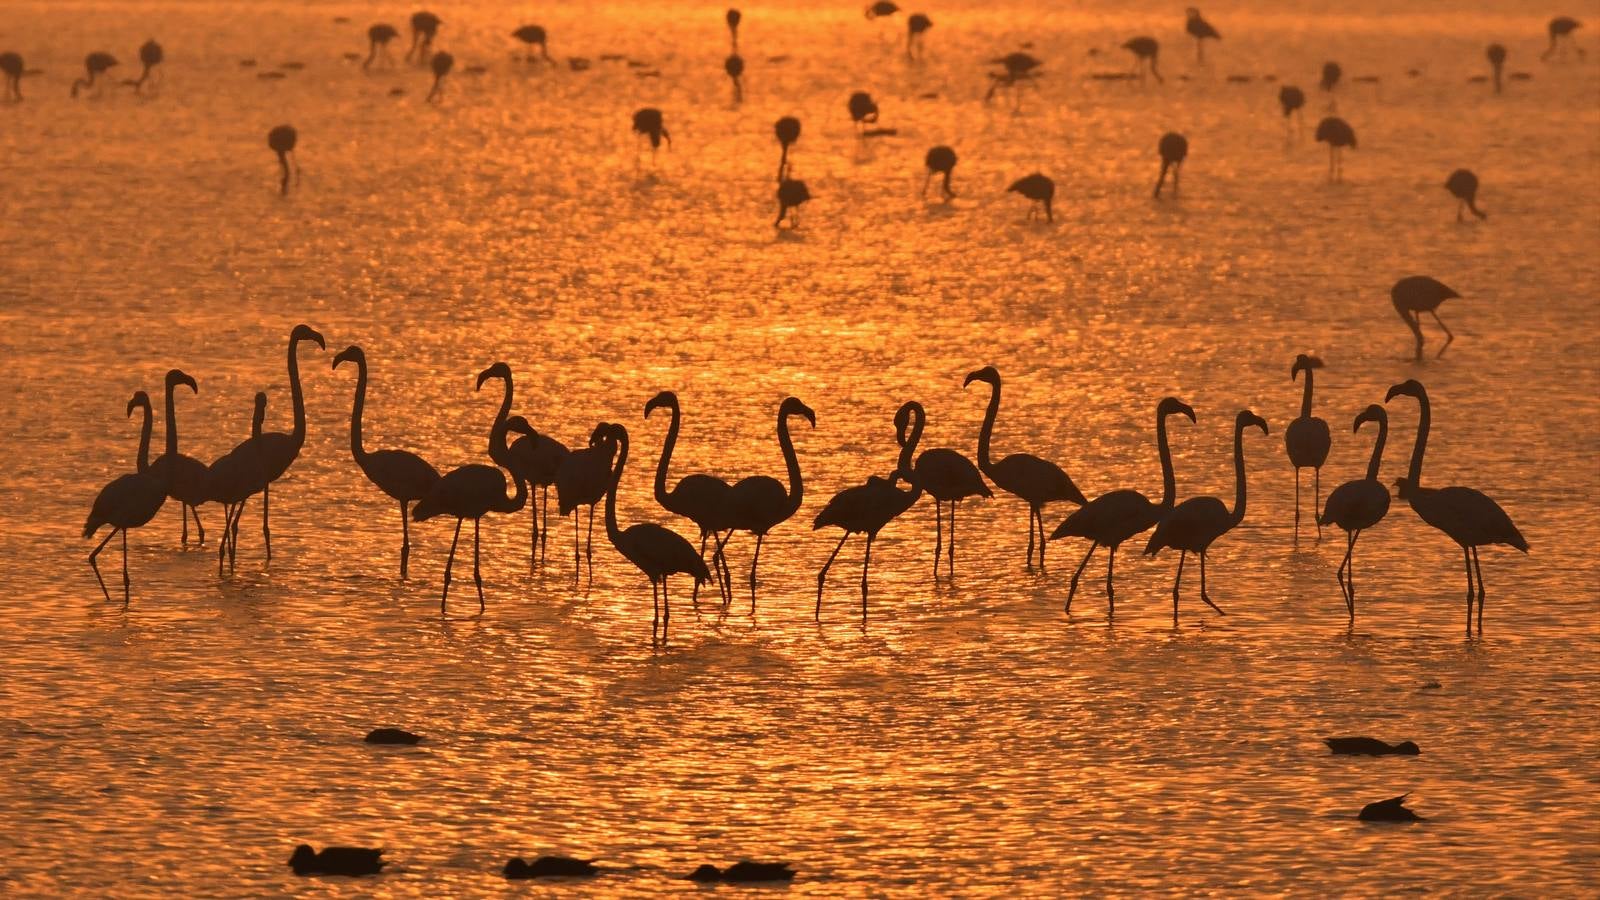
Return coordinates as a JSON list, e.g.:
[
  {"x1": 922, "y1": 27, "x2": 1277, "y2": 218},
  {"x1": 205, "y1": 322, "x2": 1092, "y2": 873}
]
[
  {"x1": 71, "y1": 52, "x2": 118, "y2": 97},
  {"x1": 775, "y1": 116, "x2": 801, "y2": 181},
  {"x1": 815, "y1": 402, "x2": 925, "y2": 618},
  {"x1": 131, "y1": 40, "x2": 163, "y2": 92},
  {"x1": 914, "y1": 414, "x2": 991, "y2": 580},
  {"x1": 1318, "y1": 405, "x2": 1392, "y2": 619},
  {"x1": 1486, "y1": 43, "x2": 1507, "y2": 93},
  {"x1": 332, "y1": 345, "x2": 441, "y2": 579},
  {"x1": 776, "y1": 178, "x2": 811, "y2": 228},
  {"x1": 728, "y1": 397, "x2": 815, "y2": 603},
  {"x1": 1384, "y1": 380, "x2": 1526, "y2": 635},
  {"x1": 964, "y1": 366, "x2": 1086, "y2": 571},
  {"x1": 206, "y1": 391, "x2": 268, "y2": 574},
  {"x1": 1144, "y1": 410, "x2": 1269, "y2": 623},
  {"x1": 726, "y1": 9, "x2": 742, "y2": 52},
  {"x1": 1445, "y1": 170, "x2": 1487, "y2": 221},
  {"x1": 644, "y1": 390, "x2": 736, "y2": 601},
  {"x1": 406, "y1": 11, "x2": 441, "y2": 64},
  {"x1": 85, "y1": 391, "x2": 169, "y2": 606},
  {"x1": 512, "y1": 25, "x2": 552, "y2": 63},
  {"x1": 505, "y1": 417, "x2": 569, "y2": 572},
  {"x1": 632, "y1": 108, "x2": 671, "y2": 164},
  {"x1": 725, "y1": 54, "x2": 744, "y2": 103},
  {"x1": 1154, "y1": 132, "x2": 1188, "y2": 199},
  {"x1": 847, "y1": 91, "x2": 879, "y2": 133},
  {"x1": 1286, "y1": 354, "x2": 1331, "y2": 539},
  {"x1": 426, "y1": 51, "x2": 453, "y2": 102},
  {"x1": 1541, "y1": 17, "x2": 1583, "y2": 61},
  {"x1": 1315, "y1": 116, "x2": 1355, "y2": 182},
  {"x1": 412, "y1": 363, "x2": 533, "y2": 612},
  {"x1": 1278, "y1": 85, "x2": 1305, "y2": 135},
  {"x1": 556, "y1": 424, "x2": 617, "y2": 580},
  {"x1": 985, "y1": 52, "x2": 1041, "y2": 108},
  {"x1": 906, "y1": 14, "x2": 932, "y2": 59},
  {"x1": 1, "y1": 52, "x2": 23, "y2": 101},
  {"x1": 866, "y1": 2, "x2": 900, "y2": 20},
  {"x1": 268, "y1": 125, "x2": 299, "y2": 196},
  {"x1": 599, "y1": 423, "x2": 712, "y2": 643},
  {"x1": 148, "y1": 369, "x2": 210, "y2": 547},
  {"x1": 1391, "y1": 275, "x2": 1460, "y2": 360},
  {"x1": 923, "y1": 145, "x2": 957, "y2": 200},
  {"x1": 365, "y1": 24, "x2": 399, "y2": 70},
  {"x1": 1185, "y1": 8, "x2": 1220, "y2": 63},
  {"x1": 1051, "y1": 397, "x2": 1195, "y2": 617},
  {"x1": 1122, "y1": 37, "x2": 1162, "y2": 84},
  {"x1": 1008, "y1": 173, "x2": 1054, "y2": 222},
  {"x1": 1320, "y1": 61, "x2": 1342, "y2": 93},
  {"x1": 246, "y1": 324, "x2": 324, "y2": 564}
]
